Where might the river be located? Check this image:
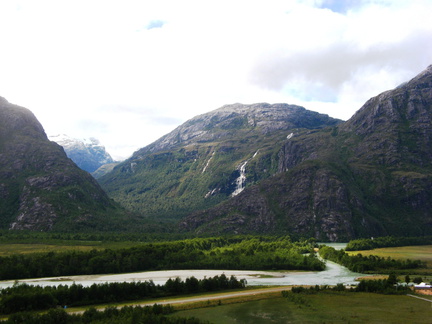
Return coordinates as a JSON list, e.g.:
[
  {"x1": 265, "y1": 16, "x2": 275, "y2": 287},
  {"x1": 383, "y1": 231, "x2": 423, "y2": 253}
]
[{"x1": 0, "y1": 243, "x2": 371, "y2": 289}]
